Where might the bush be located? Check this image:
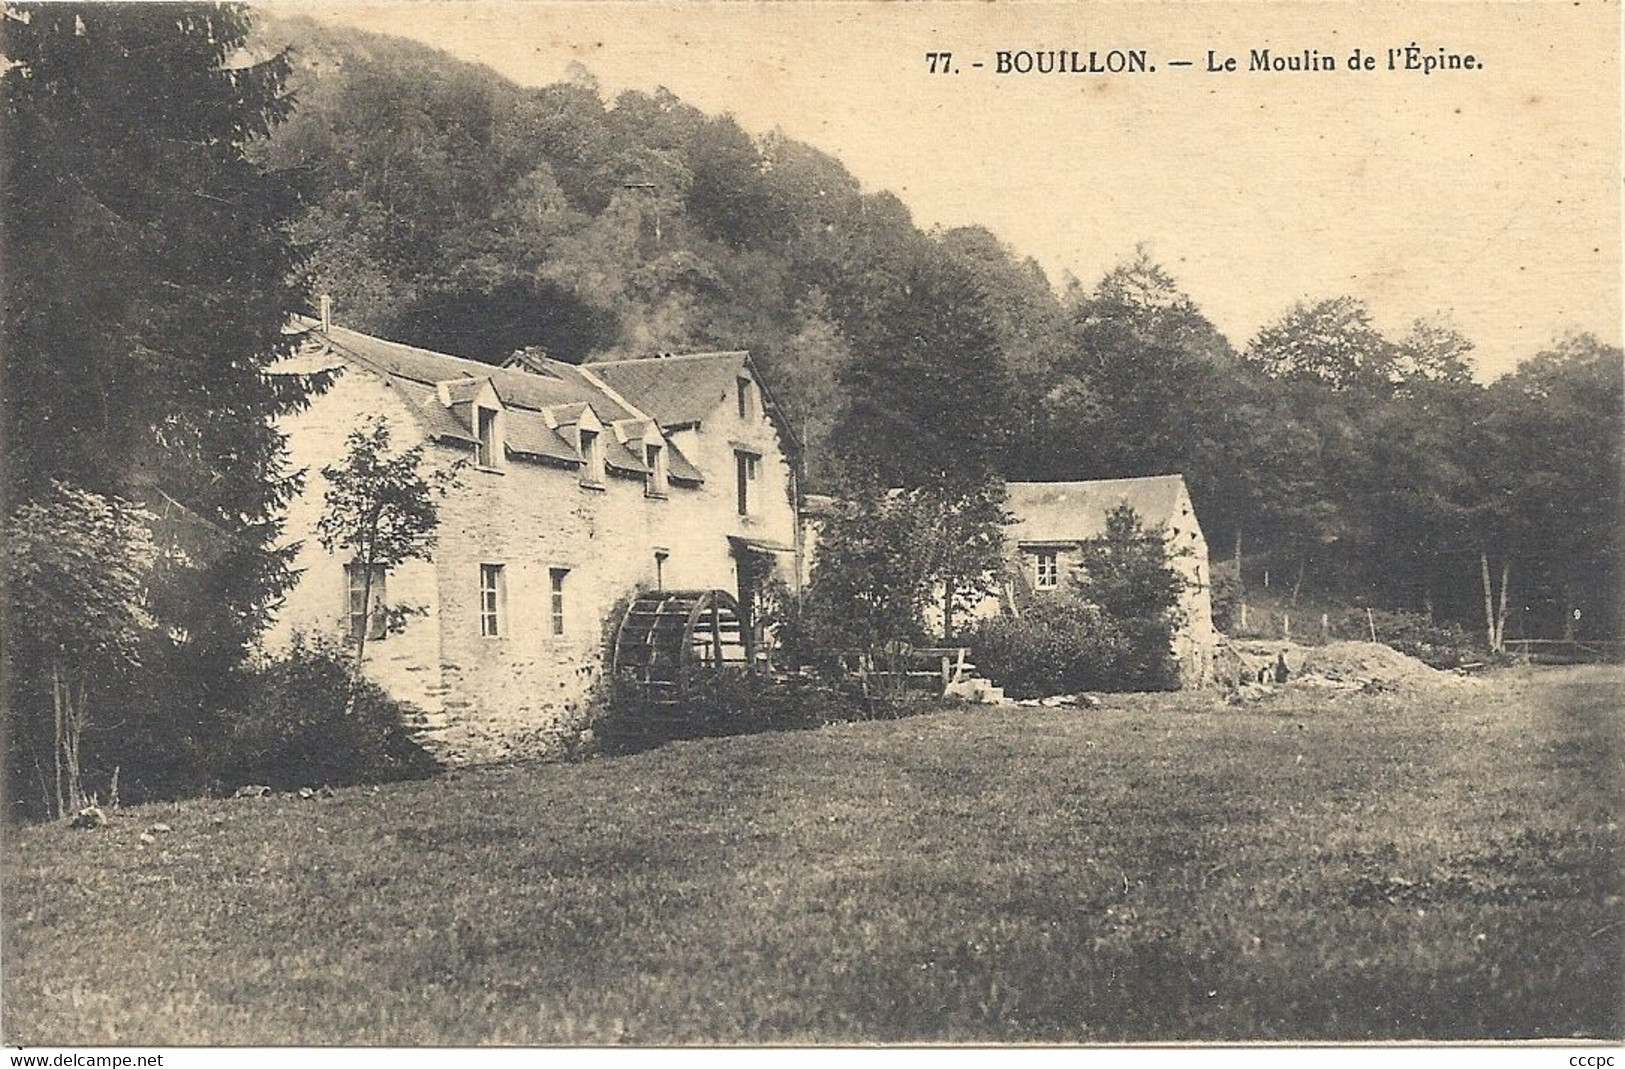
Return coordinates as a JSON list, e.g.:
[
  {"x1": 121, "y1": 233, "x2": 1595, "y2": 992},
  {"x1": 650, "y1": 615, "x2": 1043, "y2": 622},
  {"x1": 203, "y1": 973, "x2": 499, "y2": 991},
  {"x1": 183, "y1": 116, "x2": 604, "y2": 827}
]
[
  {"x1": 217, "y1": 634, "x2": 438, "y2": 790},
  {"x1": 598, "y1": 669, "x2": 901, "y2": 755},
  {"x1": 970, "y1": 597, "x2": 1123, "y2": 699}
]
